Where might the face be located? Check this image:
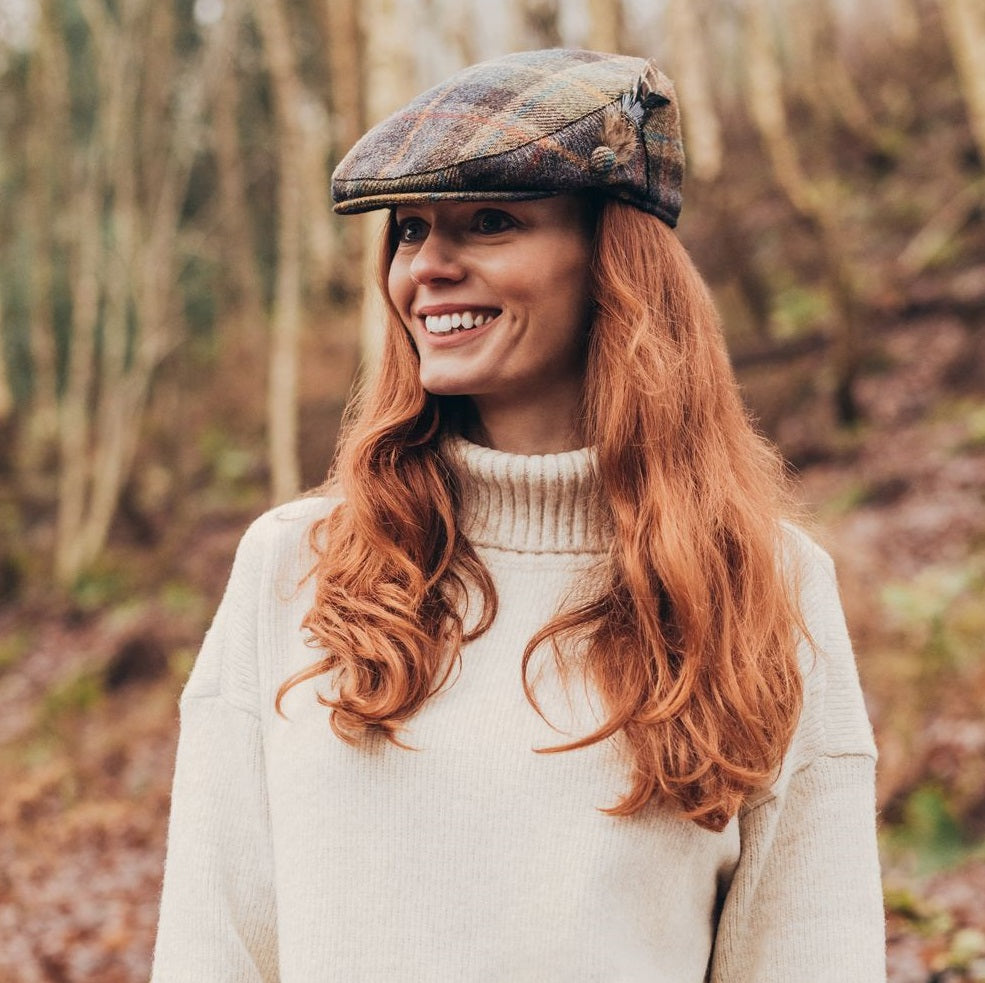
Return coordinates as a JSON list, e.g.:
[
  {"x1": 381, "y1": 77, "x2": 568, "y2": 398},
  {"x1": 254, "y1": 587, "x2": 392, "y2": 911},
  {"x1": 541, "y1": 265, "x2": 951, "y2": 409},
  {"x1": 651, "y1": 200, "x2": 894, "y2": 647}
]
[{"x1": 386, "y1": 196, "x2": 595, "y2": 420}]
